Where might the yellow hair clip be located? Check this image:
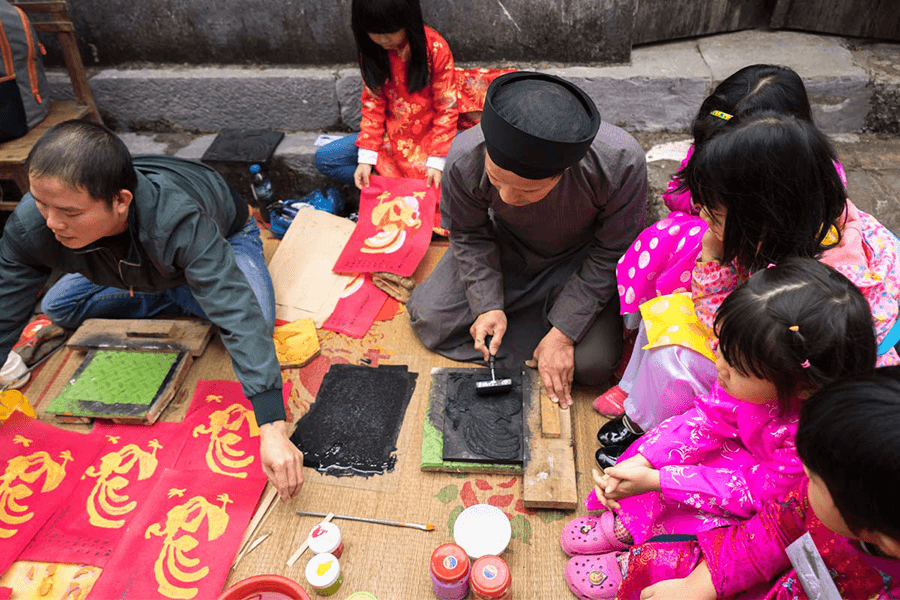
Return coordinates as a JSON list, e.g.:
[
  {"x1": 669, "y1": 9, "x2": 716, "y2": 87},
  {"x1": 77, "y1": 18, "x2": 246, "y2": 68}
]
[
  {"x1": 789, "y1": 325, "x2": 800, "y2": 332},
  {"x1": 710, "y1": 110, "x2": 733, "y2": 121}
]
